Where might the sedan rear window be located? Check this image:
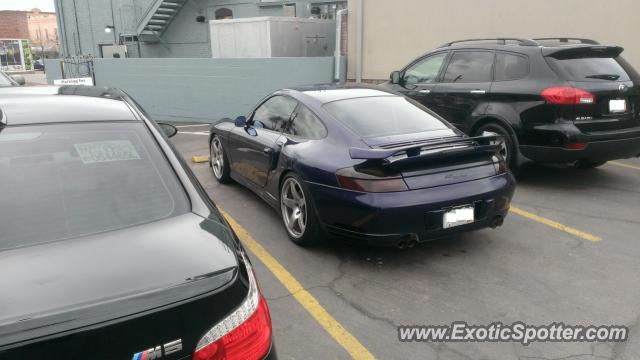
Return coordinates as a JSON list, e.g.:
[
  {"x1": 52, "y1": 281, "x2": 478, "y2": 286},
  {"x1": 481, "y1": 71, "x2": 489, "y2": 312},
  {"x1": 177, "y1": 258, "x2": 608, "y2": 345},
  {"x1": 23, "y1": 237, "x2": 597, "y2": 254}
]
[
  {"x1": 323, "y1": 96, "x2": 448, "y2": 138},
  {"x1": 0, "y1": 122, "x2": 190, "y2": 250},
  {"x1": 547, "y1": 57, "x2": 631, "y2": 82}
]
